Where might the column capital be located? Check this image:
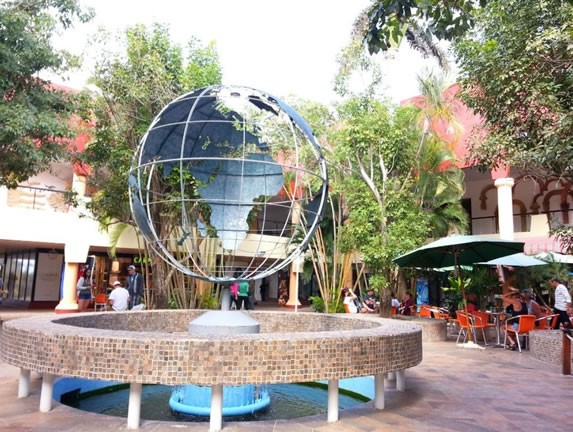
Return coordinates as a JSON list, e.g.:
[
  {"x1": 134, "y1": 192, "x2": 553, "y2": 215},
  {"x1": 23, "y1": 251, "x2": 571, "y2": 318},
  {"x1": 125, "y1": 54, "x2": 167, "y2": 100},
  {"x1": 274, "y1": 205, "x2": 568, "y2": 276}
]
[{"x1": 494, "y1": 177, "x2": 515, "y2": 188}]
